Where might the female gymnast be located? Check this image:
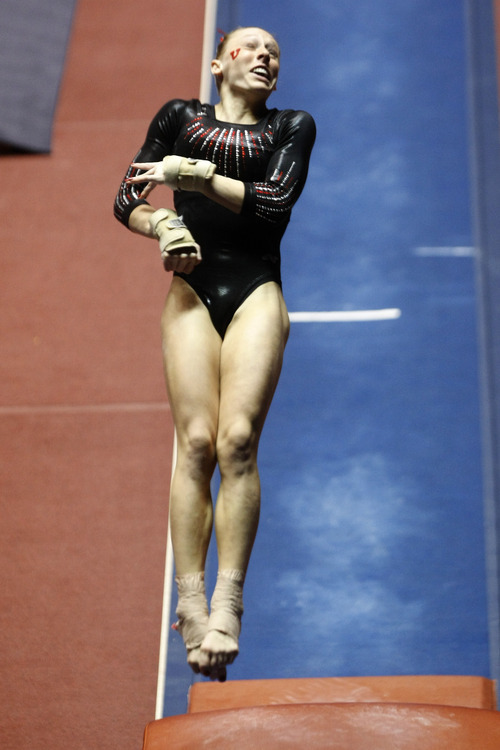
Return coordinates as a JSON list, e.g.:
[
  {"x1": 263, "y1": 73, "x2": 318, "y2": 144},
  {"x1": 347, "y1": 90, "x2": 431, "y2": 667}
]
[{"x1": 114, "y1": 26, "x2": 316, "y2": 681}]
